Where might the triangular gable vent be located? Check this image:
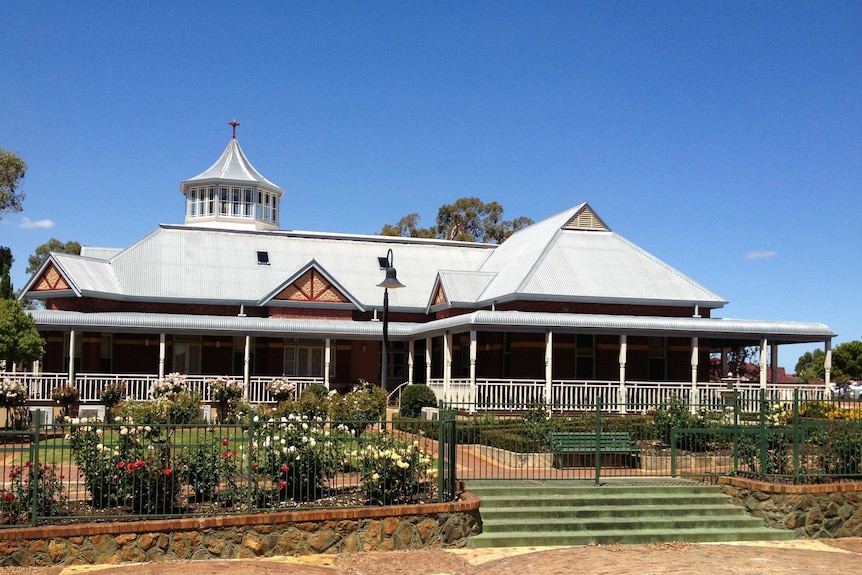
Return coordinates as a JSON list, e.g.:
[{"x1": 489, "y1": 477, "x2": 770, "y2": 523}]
[
  {"x1": 273, "y1": 269, "x2": 349, "y2": 303},
  {"x1": 563, "y1": 206, "x2": 608, "y2": 231},
  {"x1": 33, "y1": 263, "x2": 71, "y2": 292},
  {"x1": 433, "y1": 283, "x2": 448, "y2": 306}
]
